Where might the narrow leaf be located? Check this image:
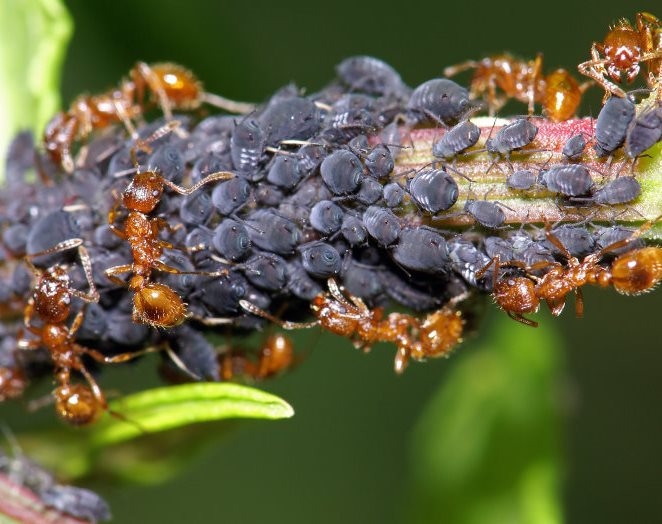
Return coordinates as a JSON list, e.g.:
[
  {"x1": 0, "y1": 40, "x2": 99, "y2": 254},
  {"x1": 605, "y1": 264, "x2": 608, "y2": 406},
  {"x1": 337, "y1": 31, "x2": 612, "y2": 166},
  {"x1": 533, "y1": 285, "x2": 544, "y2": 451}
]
[{"x1": 91, "y1": 382, "x2": 294, "y2": 446}]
